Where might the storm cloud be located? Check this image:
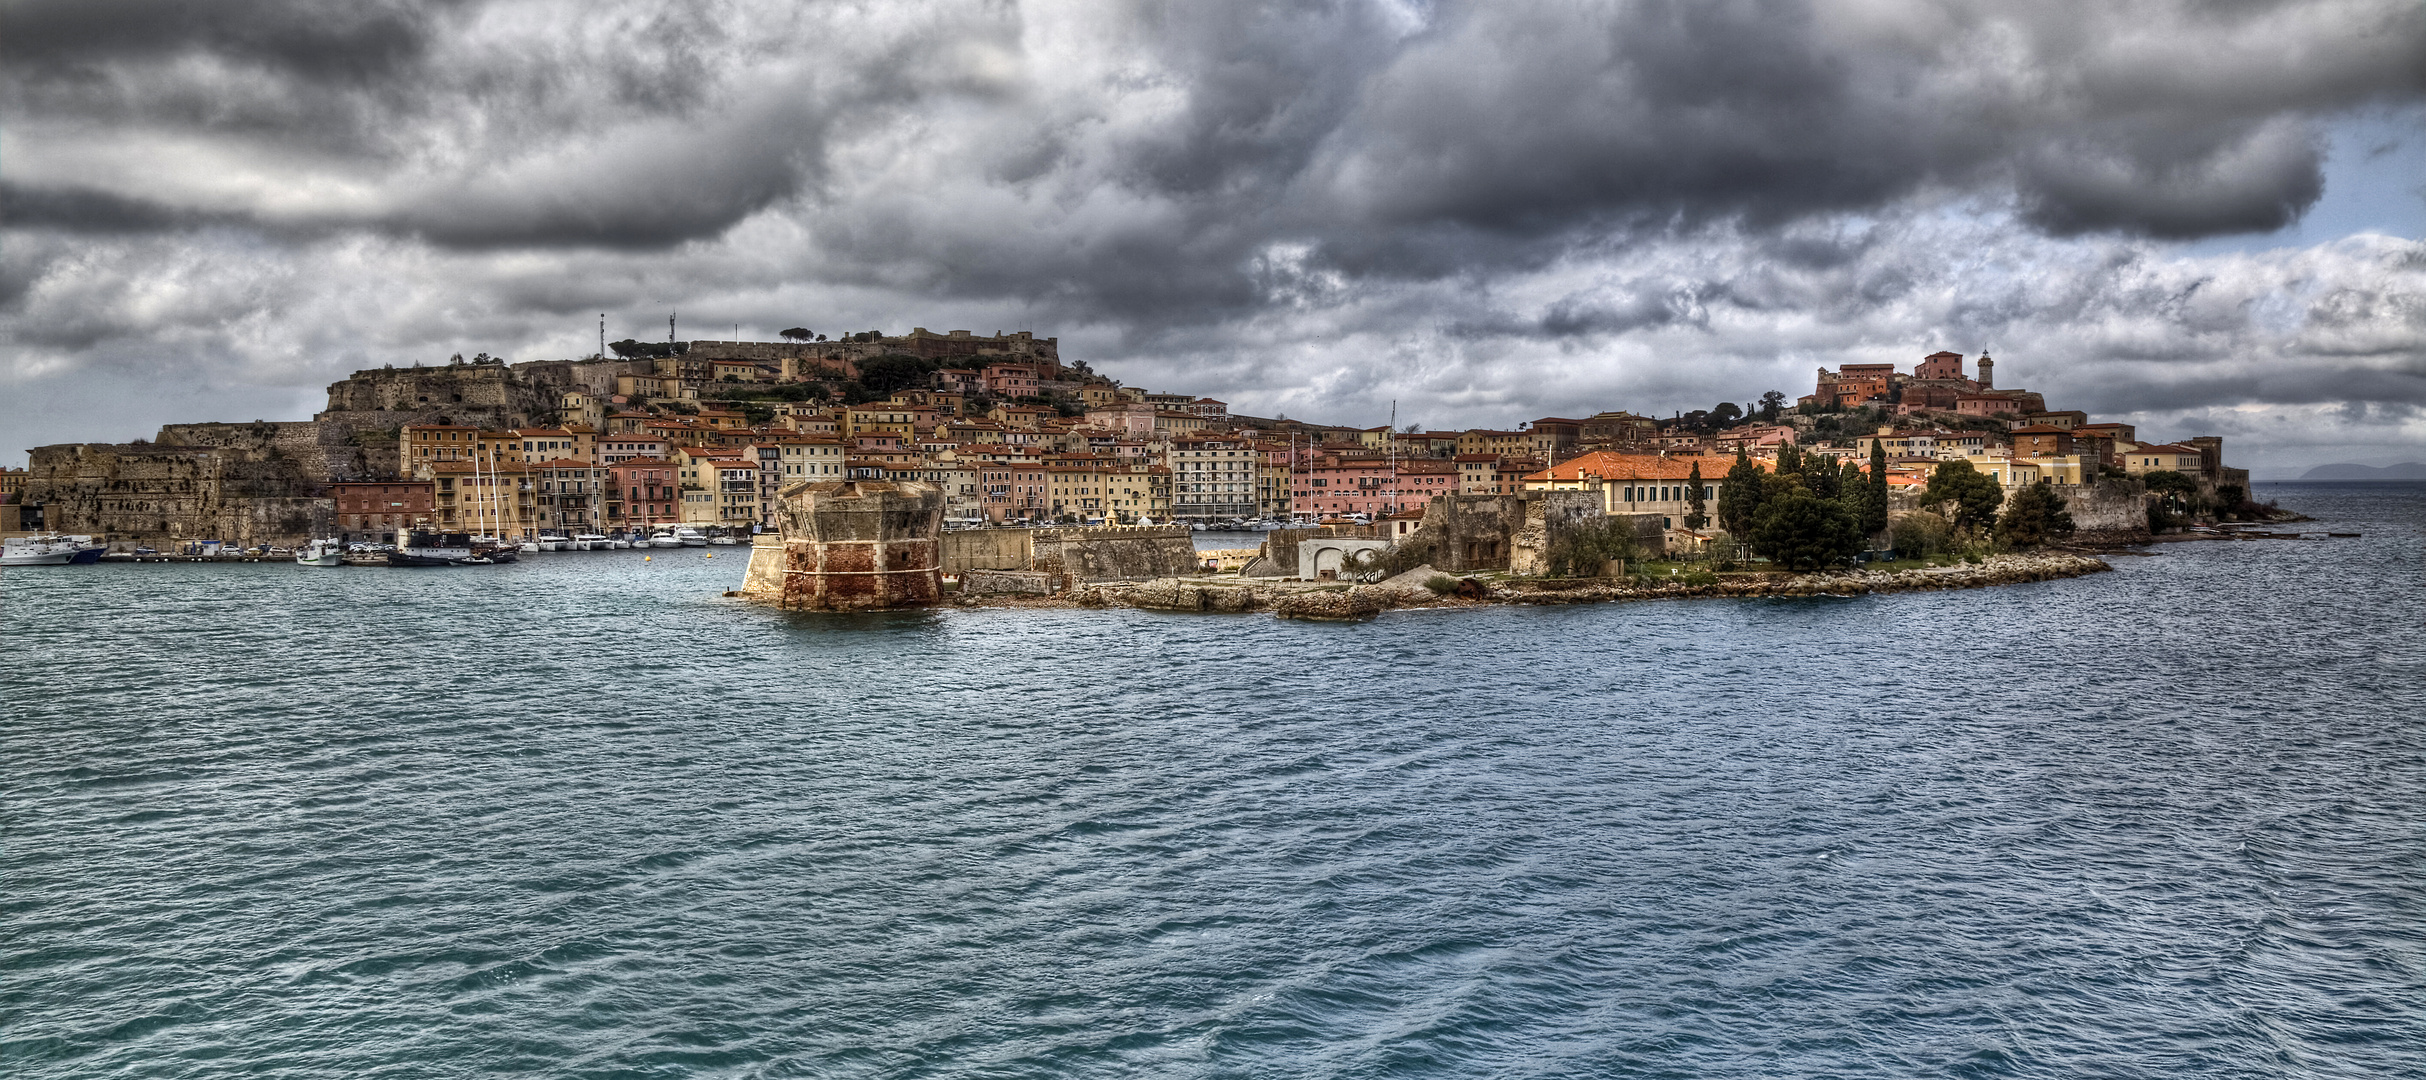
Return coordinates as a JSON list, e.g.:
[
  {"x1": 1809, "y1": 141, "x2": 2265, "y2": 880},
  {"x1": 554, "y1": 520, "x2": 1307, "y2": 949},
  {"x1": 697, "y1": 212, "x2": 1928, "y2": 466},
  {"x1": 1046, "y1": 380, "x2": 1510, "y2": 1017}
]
[{"x1": 6, "y1": 0, "x2": 2425, "y2": 471}]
